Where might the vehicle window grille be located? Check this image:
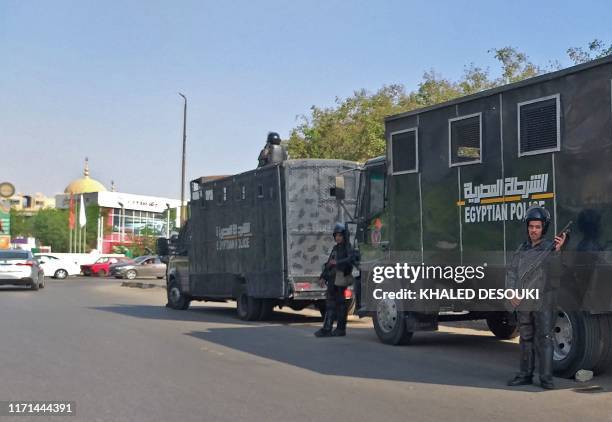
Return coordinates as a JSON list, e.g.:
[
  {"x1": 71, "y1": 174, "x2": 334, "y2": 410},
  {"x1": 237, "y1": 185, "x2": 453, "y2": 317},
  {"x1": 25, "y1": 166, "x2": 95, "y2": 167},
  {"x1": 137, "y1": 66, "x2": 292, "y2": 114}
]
[
  {"x1": 519, "y1": 98, "x2": 558, "y2": 154},
  {"x1": 391, "y1": 130, "x2": 417, "y2": 173},
  {"x1": 450, "y1": 115, "x2": 480, "y2": 165}
]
